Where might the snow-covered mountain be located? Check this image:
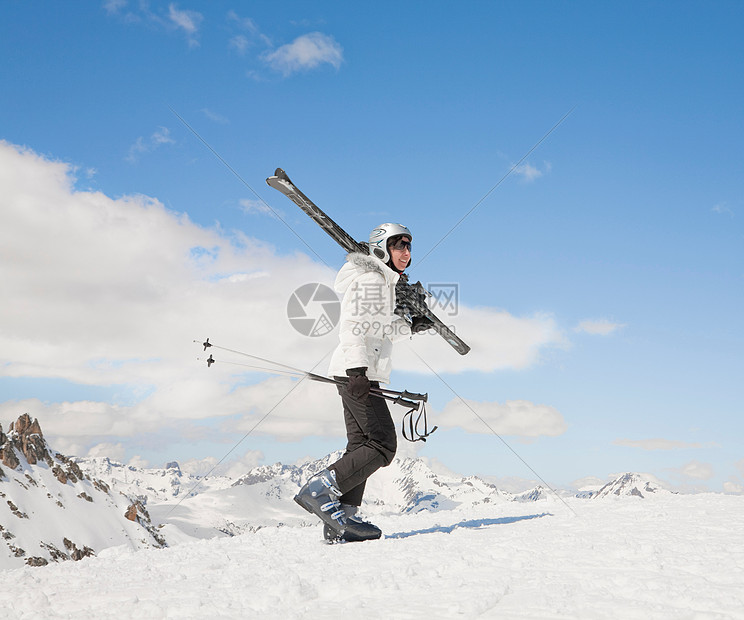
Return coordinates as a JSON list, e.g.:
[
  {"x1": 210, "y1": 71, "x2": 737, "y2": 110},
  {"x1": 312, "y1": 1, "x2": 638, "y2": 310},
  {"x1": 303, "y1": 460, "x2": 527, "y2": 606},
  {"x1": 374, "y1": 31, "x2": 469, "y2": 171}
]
[
  {"x1": 142, "y1": 452, "x2": 557, "y2": 540},
  {"x1": 1, "y1": 415, "x2": 166, "y2": 569},
  {"x1": 72, "y1": 452, "x2": 517, "y2": 541},
  {"x1": 74, "y1": 456, "x2": 233, "y2": 504},
  {"x1": 360, "y1": 455, "x2": 512, "y2": 512},
  {"x1": 513, "y1": 485, "x2": 551, "y2": 502},
  {"x1": 230, "y1": 451, "x2": 510, "y2": 515},
  {"x1": 590, "y1": 472, "x2": 671, "y2": 499},
  {"x1": 3, "y1": 412, "x2": 686, "y2": 569},
  {"x1": 78, "y1": 450, "x2": 679, "y2": 544}
]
